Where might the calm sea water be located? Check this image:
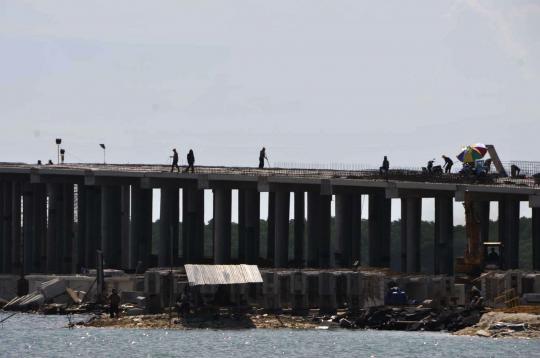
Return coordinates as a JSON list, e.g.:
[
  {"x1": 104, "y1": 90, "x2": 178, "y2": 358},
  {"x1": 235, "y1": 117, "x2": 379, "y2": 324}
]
[{"x1": 1, "y1": 313, "x2": 539, "y2": 358}]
